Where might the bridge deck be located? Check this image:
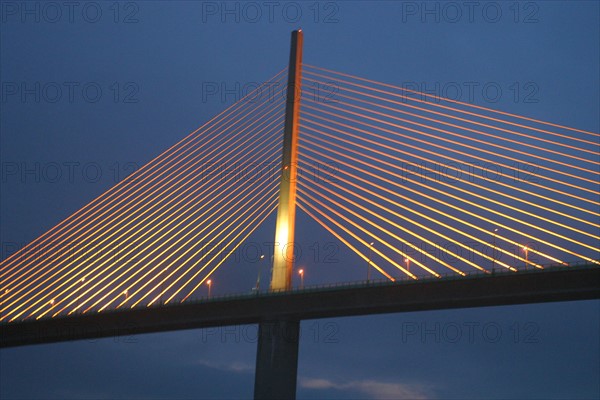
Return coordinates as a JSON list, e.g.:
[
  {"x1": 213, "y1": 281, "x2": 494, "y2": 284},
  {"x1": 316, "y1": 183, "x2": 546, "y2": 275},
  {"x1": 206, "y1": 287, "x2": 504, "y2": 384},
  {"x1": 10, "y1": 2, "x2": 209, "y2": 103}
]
[{"x1": 1, "y1": 264, "x2": 599, "y2": 348}]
